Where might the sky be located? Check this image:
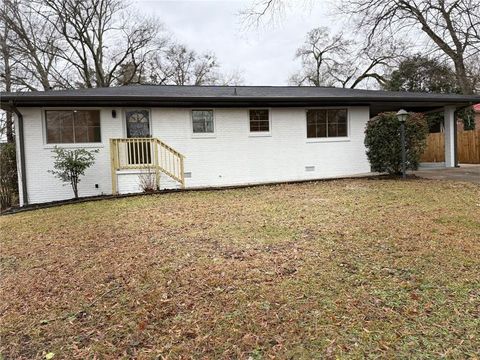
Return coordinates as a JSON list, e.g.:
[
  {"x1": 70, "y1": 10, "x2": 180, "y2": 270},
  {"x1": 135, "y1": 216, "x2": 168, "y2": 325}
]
[{"x1": 134, "y1": 0, "x2": 341, "y2": 85}]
